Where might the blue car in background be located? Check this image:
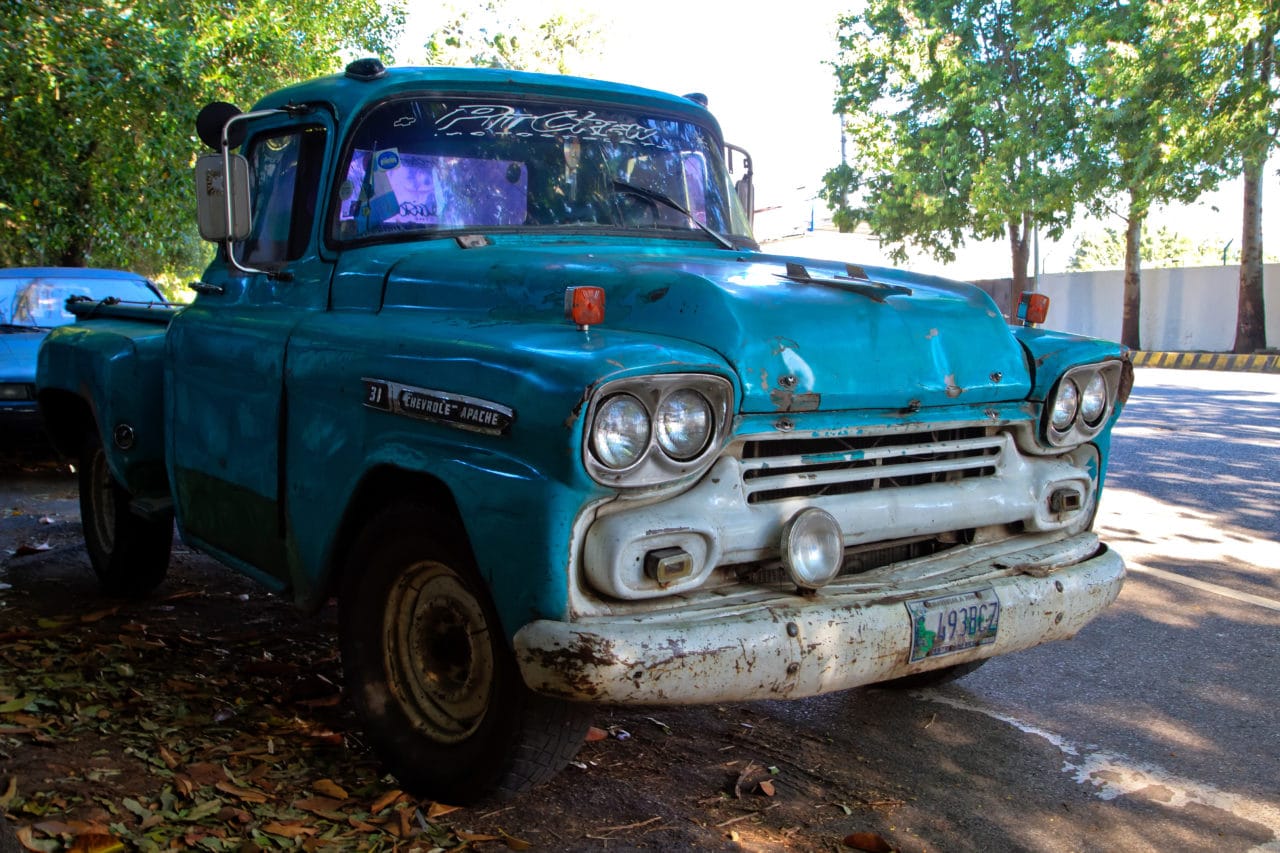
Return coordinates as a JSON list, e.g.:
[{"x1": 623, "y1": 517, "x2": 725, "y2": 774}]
[{"x1": 2, "y1": 268, "x2": 164, "y2": 449}]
